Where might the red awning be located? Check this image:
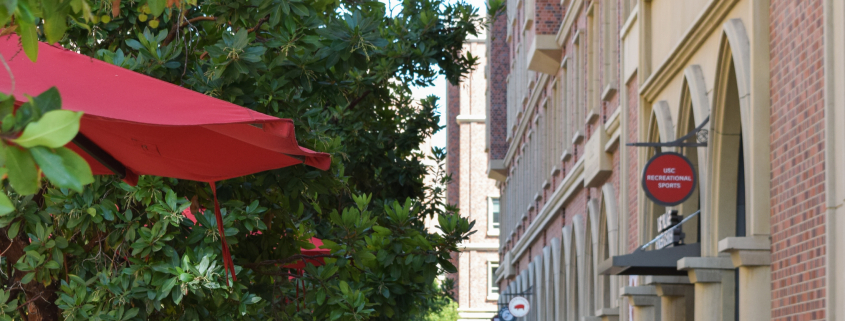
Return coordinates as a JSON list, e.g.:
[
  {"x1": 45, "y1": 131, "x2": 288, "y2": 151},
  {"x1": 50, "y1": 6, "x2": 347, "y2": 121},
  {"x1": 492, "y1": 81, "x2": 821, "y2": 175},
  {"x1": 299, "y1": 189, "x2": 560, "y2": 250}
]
[
  {"x1": 0, "y1": 36, "x2": 331, "y2": 285},
  {"x1": 0, "y1": 35, "x2": 330, "y2": 185}
]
